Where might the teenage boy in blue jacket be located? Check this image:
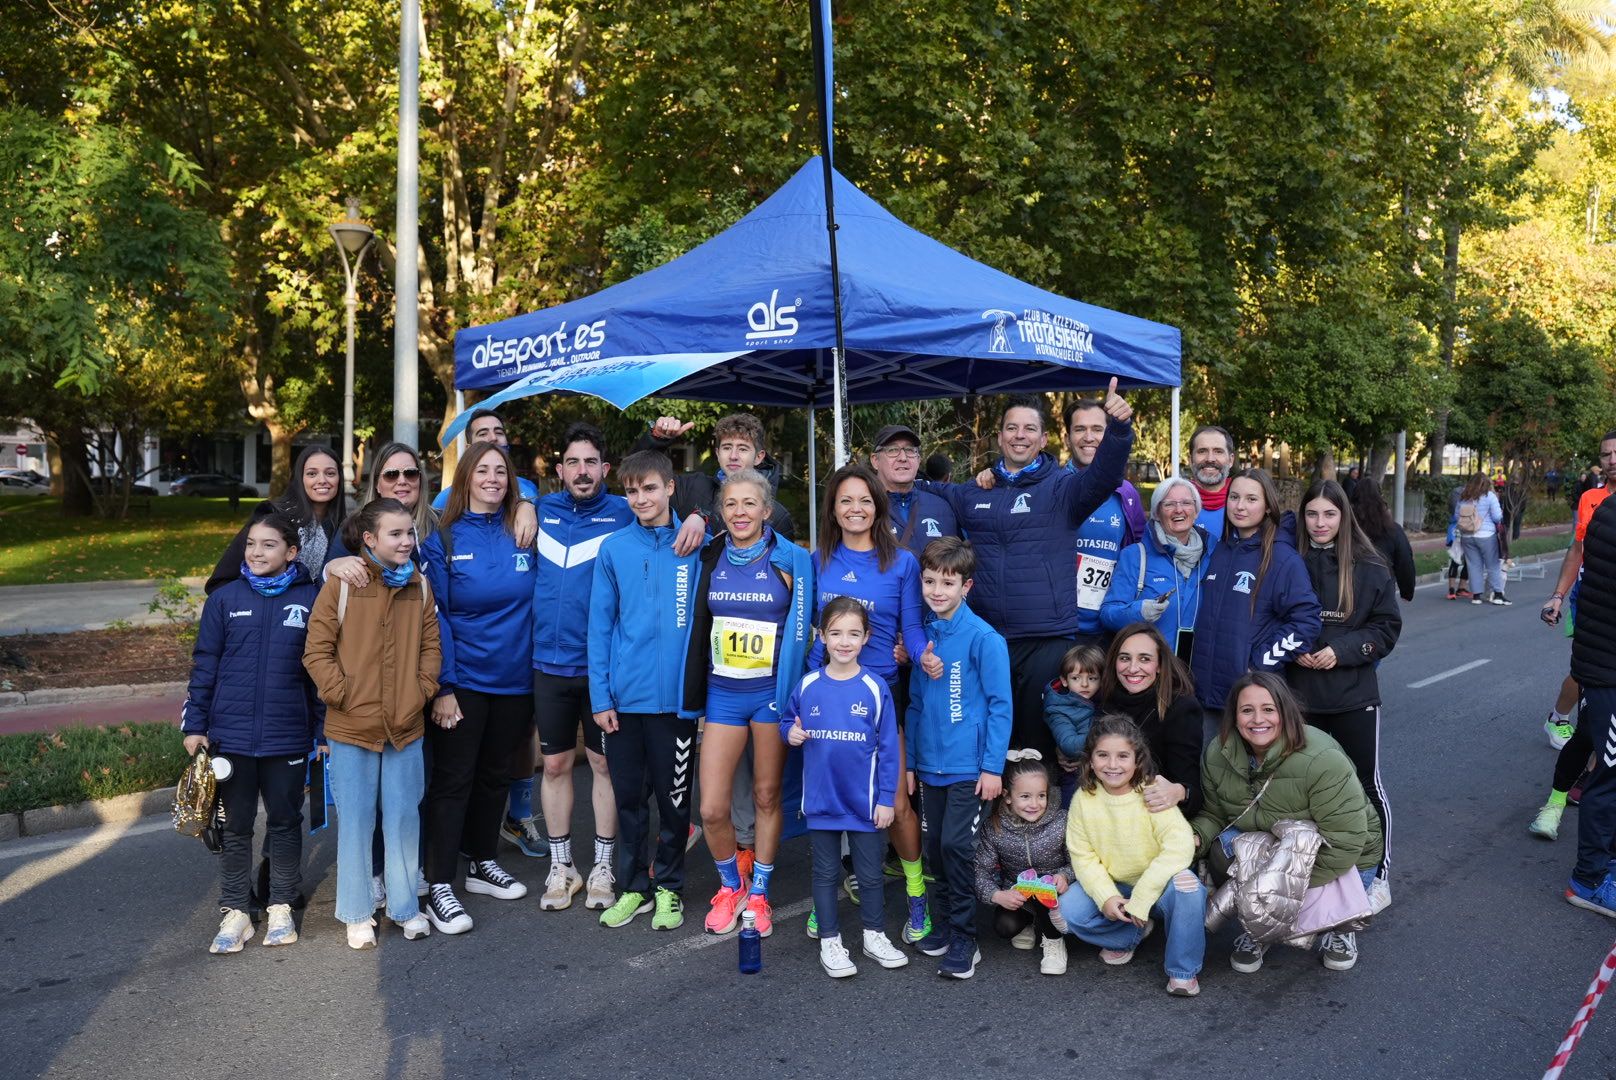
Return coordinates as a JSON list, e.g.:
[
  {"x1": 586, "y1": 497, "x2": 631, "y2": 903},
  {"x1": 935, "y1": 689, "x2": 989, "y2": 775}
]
[
  {"x1": 588, "y1": 450, "x2": 701, "y2": 931},
  {"x1": 905, "y1": 537, "x2": 1013, "y2": 979}
]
